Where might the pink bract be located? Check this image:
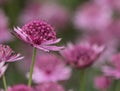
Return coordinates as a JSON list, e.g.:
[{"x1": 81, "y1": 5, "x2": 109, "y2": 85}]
[
  {"x1": 0, "y1": 62, "x2": 8, "y2": 78},
  {"x1": 14, "y1": 20, "x2": 64, "y2": 52}
]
